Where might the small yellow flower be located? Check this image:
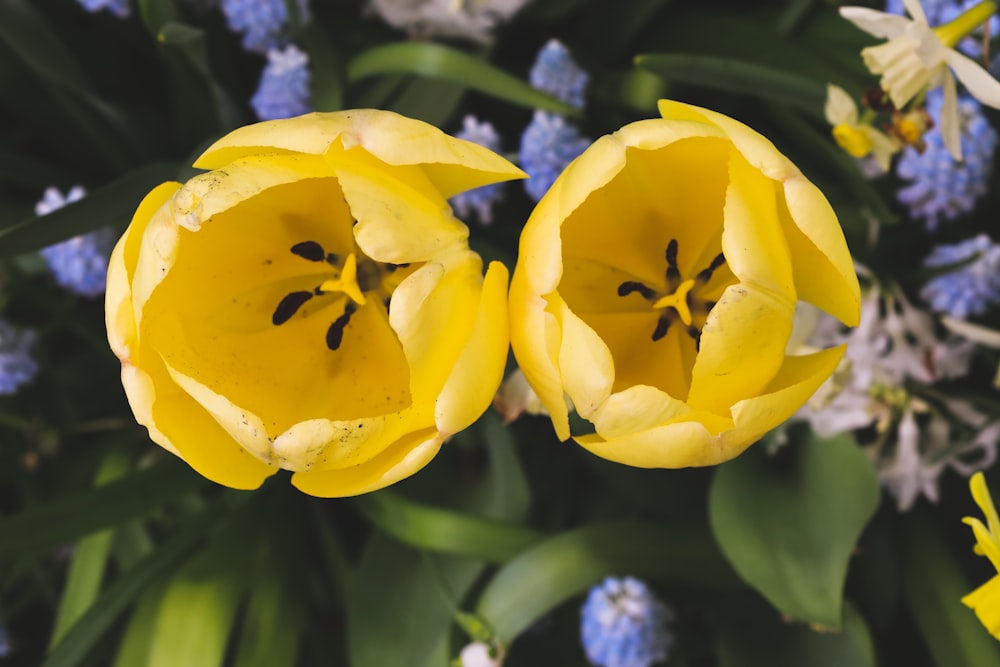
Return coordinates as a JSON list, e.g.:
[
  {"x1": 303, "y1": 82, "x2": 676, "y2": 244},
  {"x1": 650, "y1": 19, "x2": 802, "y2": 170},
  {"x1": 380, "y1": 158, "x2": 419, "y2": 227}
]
[
  {"x1": 824, "y1": 84, "x2": 901, "y2": 171},
  {"x1": 508, "y1": 100, "x2": 861, "y2": 468},
  {"x1": 963, "y1": 472, "x2": 1000, "y2": 639},
  {"x1": 106, "y1": 110, "x2": 525, "y2": 497},
  {"x1": 840, "y1": 0, "x2": 1000, "y2": 159}
]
